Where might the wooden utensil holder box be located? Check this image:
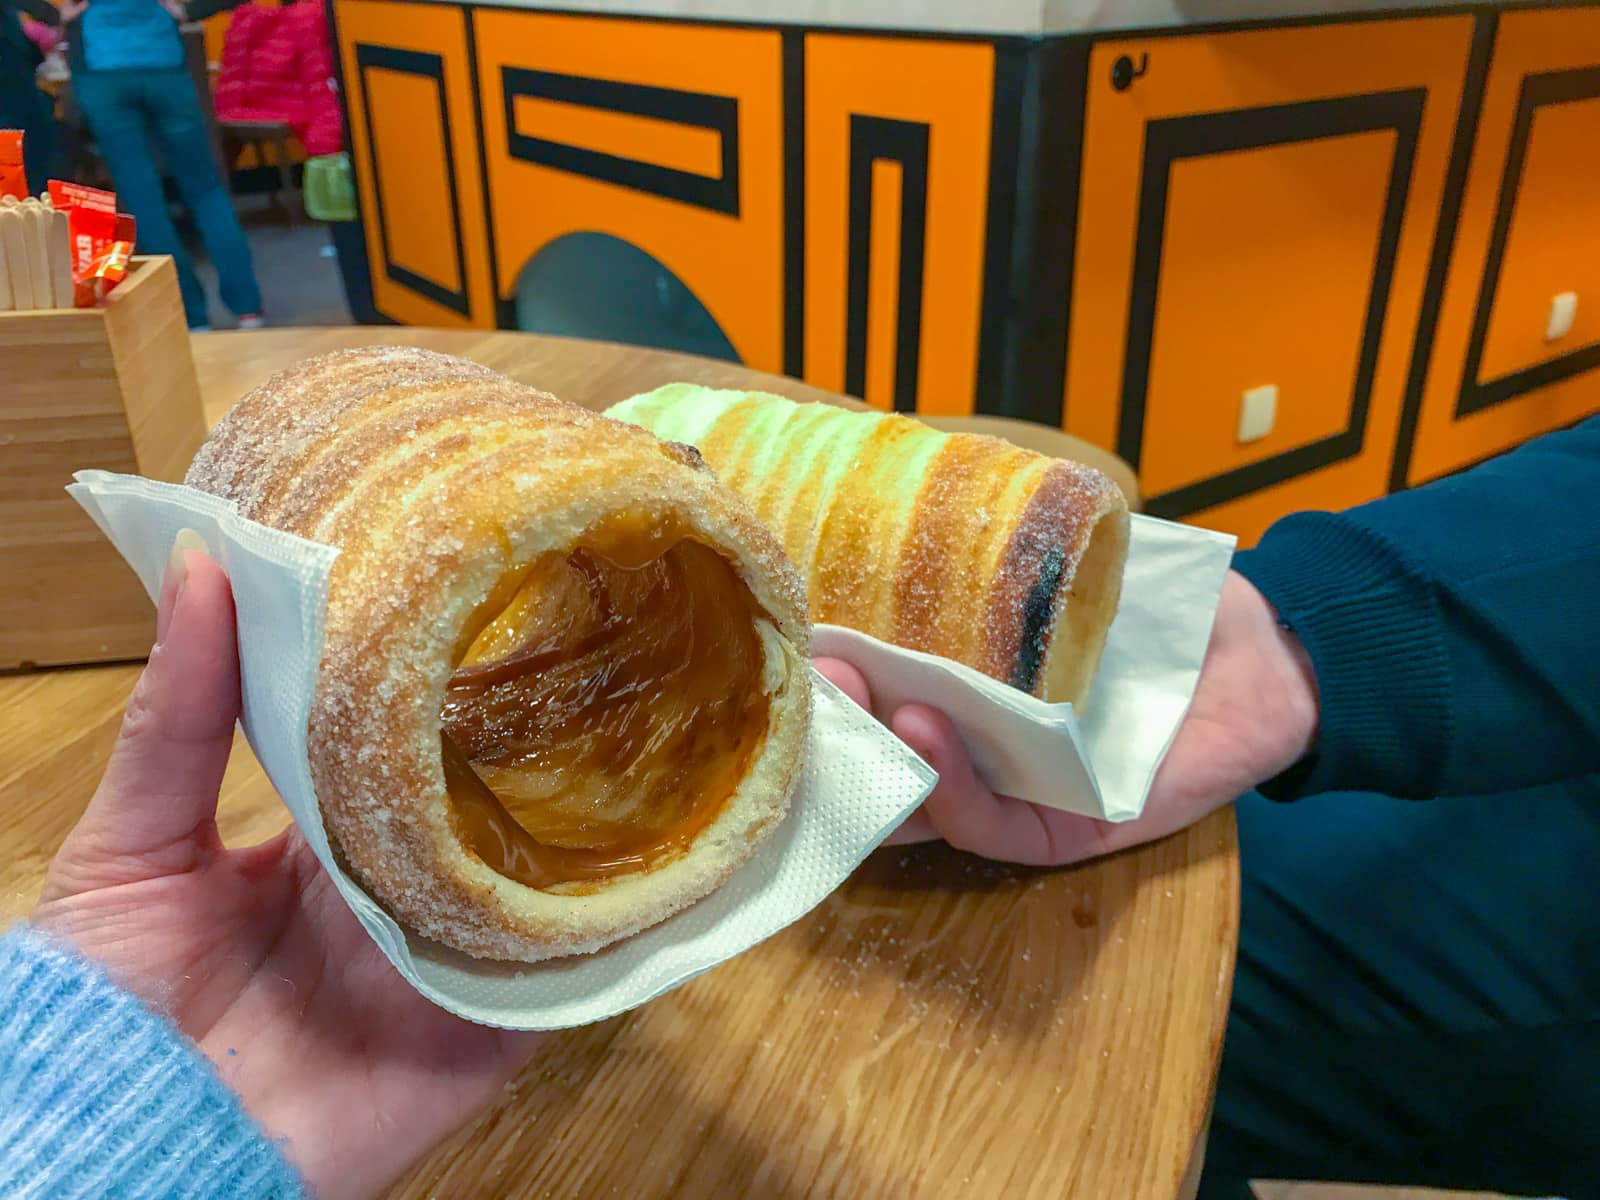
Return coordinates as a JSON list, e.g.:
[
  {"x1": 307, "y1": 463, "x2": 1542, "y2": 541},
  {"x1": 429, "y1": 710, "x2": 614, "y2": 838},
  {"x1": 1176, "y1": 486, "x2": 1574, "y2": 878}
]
[{"x1": 1, "y1": 256, "x2": 206, "y2": 669}]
